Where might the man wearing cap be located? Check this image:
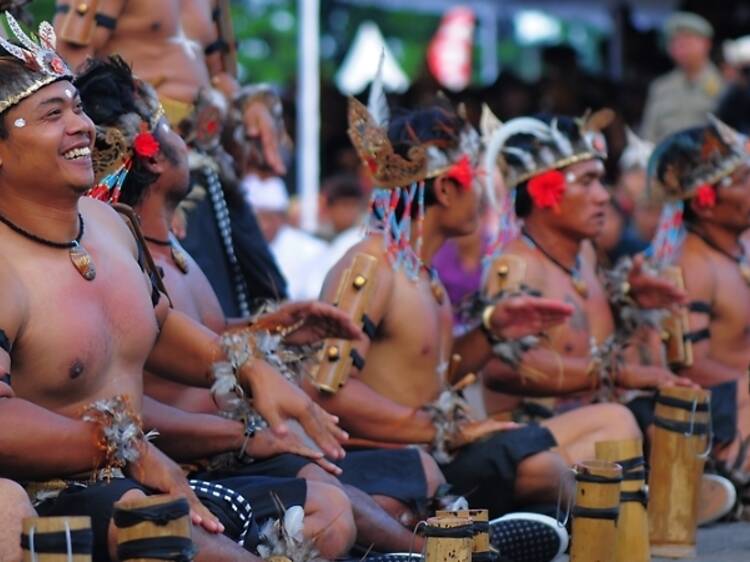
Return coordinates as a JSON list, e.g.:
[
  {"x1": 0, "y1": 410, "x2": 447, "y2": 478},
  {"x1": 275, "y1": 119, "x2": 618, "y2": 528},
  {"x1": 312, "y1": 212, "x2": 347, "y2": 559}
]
[{"x1": 641, "y1": 11, "x2": 724, "y2": 143}]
